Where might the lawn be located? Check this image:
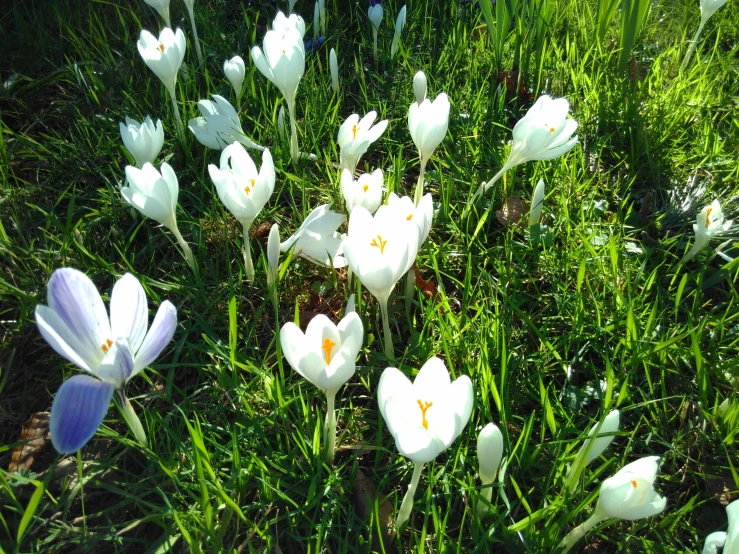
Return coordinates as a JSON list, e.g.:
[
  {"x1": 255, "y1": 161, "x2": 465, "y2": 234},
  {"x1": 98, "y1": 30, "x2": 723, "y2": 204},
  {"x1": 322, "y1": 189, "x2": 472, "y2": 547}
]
[{"x1": 1, "y1": 0, "x2": 738, "y2": 552}]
